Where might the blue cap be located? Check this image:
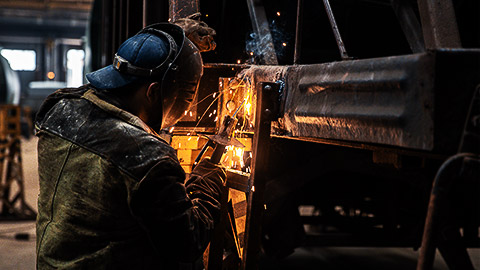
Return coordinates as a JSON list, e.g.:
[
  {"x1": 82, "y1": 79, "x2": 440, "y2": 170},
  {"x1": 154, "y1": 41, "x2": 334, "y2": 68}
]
[{"x1": 86, "y1": 33, "x2": 170, "y2": 90}]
